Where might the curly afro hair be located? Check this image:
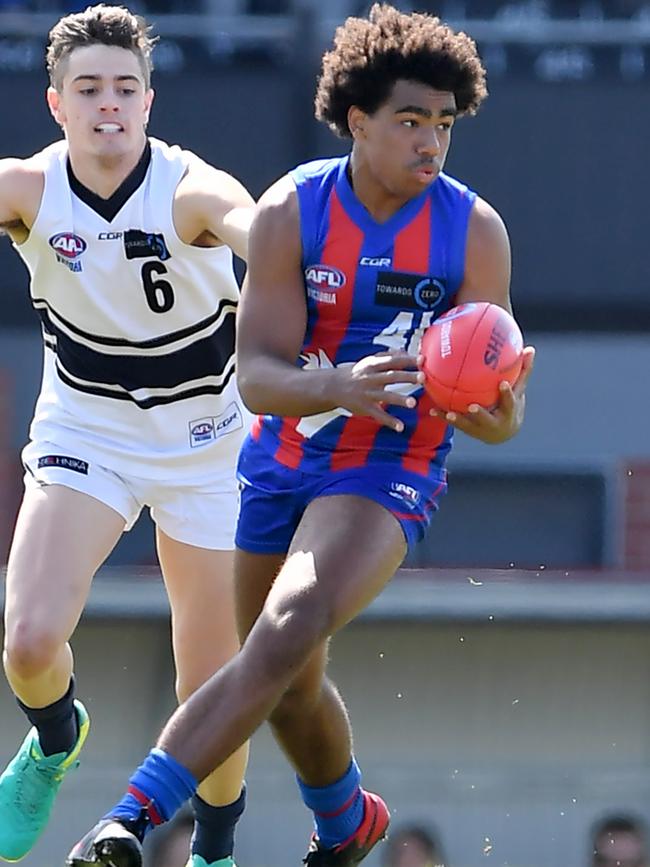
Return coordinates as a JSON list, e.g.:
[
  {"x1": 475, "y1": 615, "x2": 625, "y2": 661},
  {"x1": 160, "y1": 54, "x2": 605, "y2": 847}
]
[{"x1": 315, "y1": 3, "x2": 488, "y2": 138}]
